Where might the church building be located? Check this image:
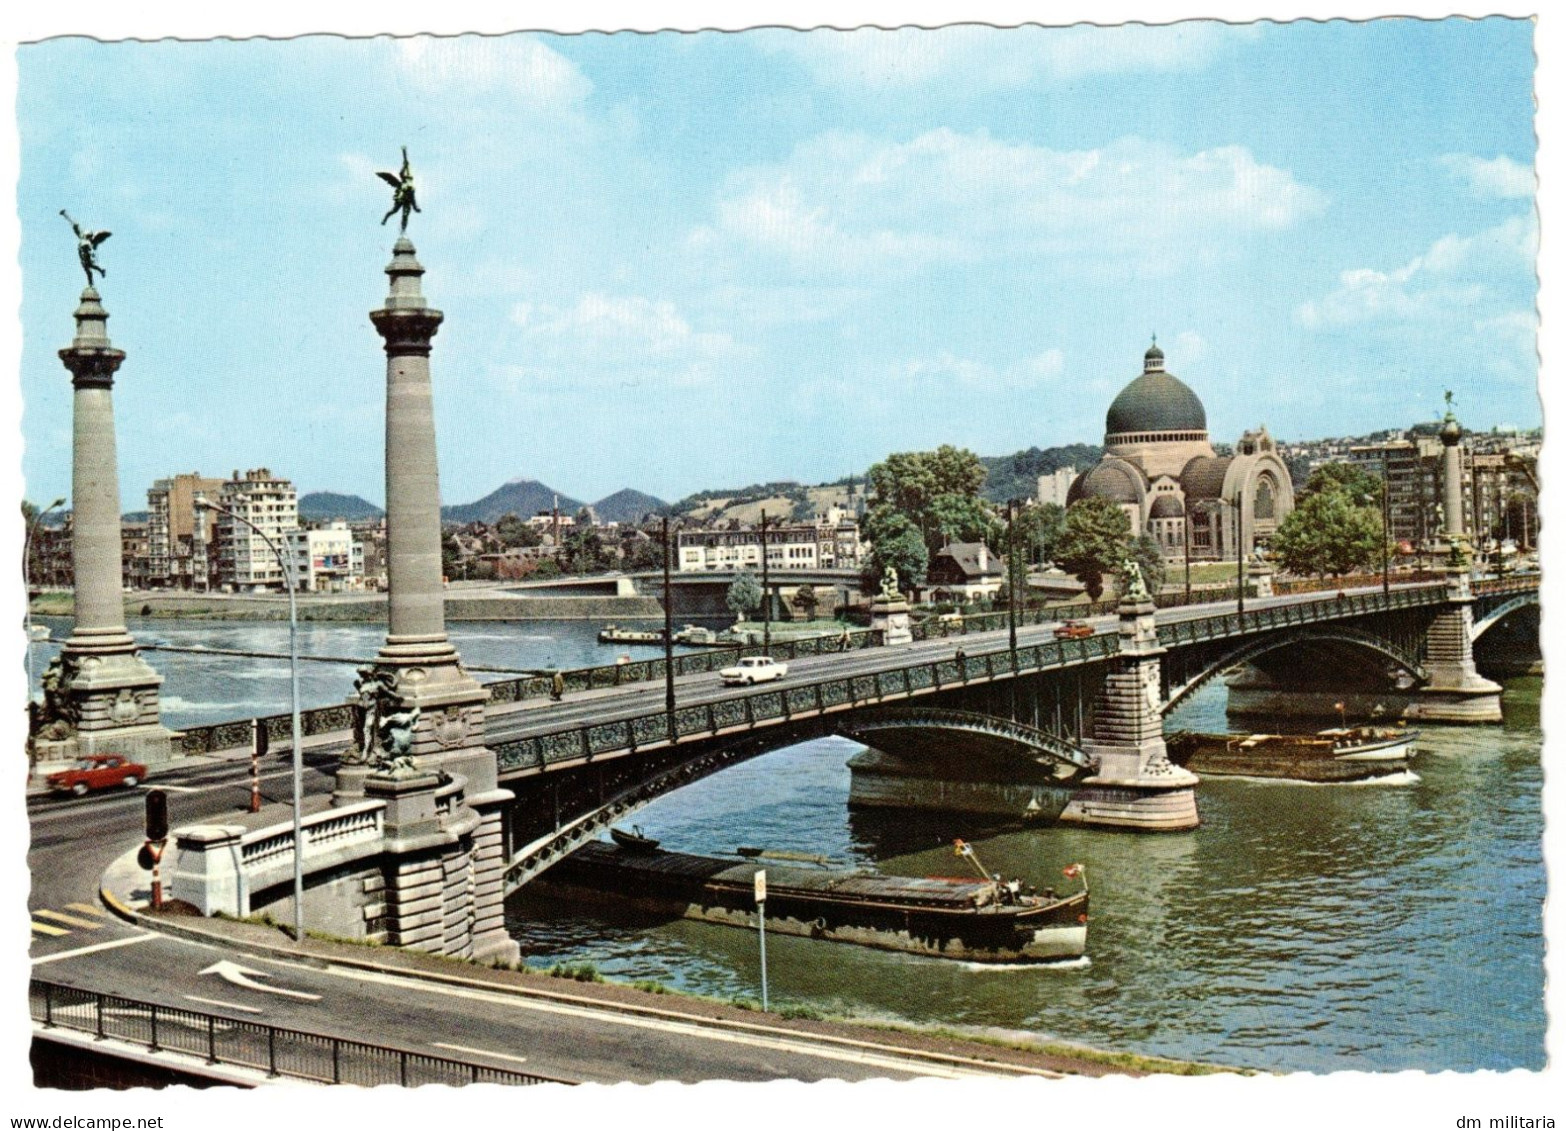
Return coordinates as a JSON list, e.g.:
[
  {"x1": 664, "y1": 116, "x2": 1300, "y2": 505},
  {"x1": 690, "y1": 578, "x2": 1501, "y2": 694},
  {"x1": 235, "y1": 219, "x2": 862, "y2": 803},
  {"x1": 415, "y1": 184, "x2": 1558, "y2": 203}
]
[{"x1": 1067, "y1": 341, "x2": 1295, "y2": 561}]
